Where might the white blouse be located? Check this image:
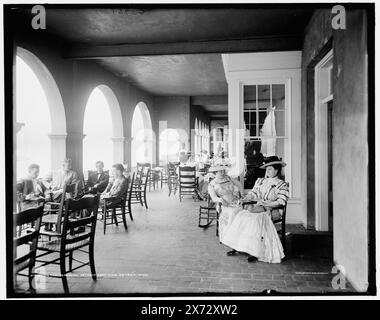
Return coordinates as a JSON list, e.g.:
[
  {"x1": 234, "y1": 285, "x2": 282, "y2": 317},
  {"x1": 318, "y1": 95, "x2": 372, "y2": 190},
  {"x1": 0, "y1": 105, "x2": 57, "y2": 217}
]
[{"x1": 246, "y1": 177, "x2": 289, "y2": 206}]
